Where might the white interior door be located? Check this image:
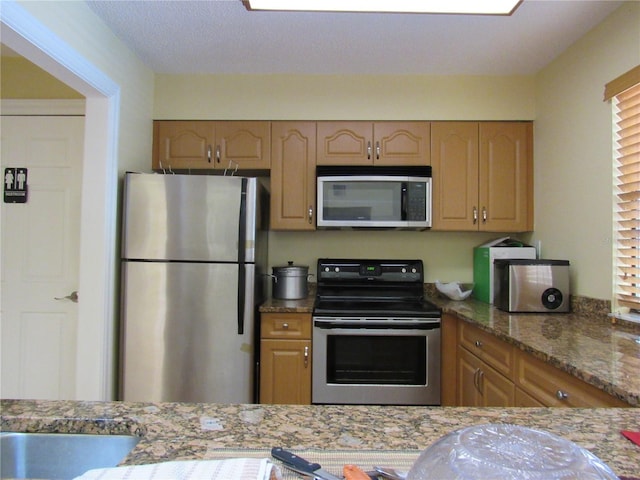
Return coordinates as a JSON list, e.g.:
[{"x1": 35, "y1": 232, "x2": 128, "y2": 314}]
[{"x1": 1, "y1": 114, "x2": 84, "y2": 399}]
